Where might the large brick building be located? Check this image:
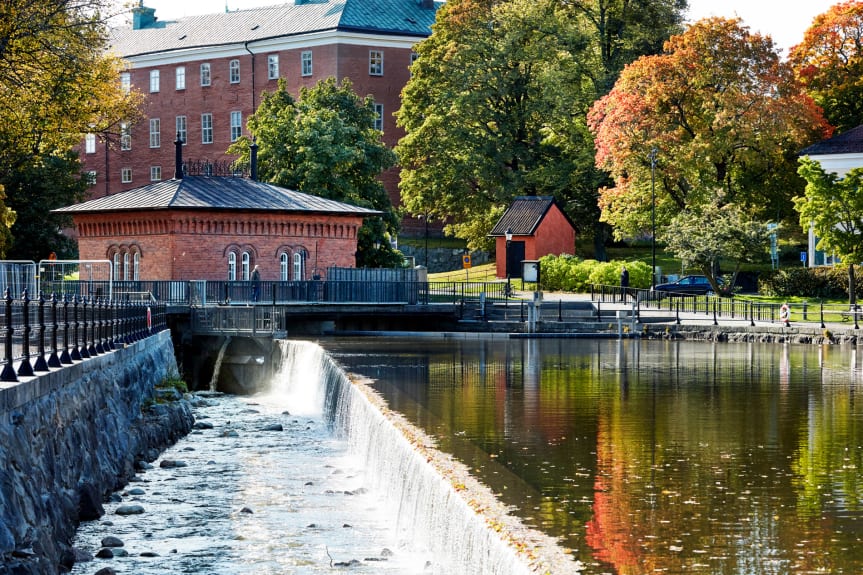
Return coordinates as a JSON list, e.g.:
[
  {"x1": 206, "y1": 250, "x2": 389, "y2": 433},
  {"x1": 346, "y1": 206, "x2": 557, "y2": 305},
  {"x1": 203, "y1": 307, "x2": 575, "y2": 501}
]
[{"x1": 82, "y1": 0, "x2": 438, "y2": 227}]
